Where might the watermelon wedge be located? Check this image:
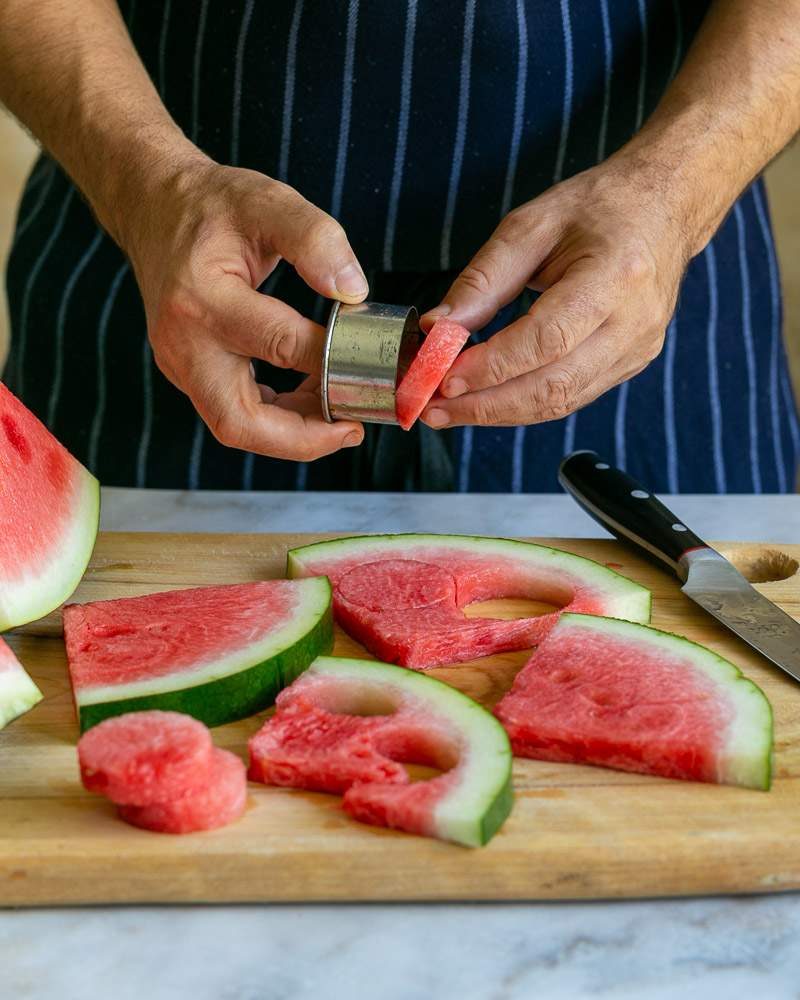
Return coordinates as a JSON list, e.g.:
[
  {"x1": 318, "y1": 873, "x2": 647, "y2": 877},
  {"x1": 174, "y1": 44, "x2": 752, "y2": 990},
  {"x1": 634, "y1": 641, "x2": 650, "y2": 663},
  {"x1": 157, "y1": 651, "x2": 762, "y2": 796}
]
[
  {"x1": 395, "y1": 317, "x2": 471, "y2": 430},
  {"x1": 248, "y1": 655, "x2": 513, "y2": 847},
  {"x1": 494, "y1": 613, "x2": 773, "y2": 790},
  {"x1": 0, "y1": 381, "x2": 99, "y2": 631},
  {"x1": 64, "y1": 578, "x2": 333, "y2": 731},
  {"x1": 287, "y1": 533, "x2": 651, "y2": 669},
  {"x1": 0, "y1": 637, "x2": 43, "y2": 730}
]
